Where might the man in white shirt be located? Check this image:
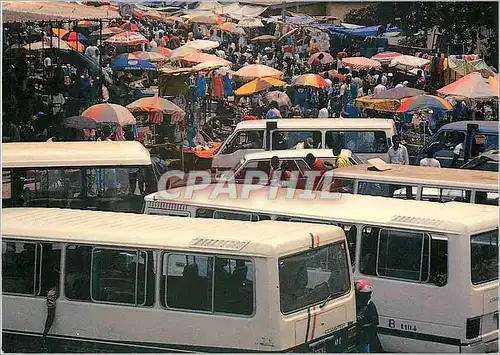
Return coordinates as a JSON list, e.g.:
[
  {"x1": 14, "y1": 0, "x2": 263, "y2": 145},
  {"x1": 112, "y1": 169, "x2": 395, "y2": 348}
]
[
  {"x1": 150, "y1": 38, "x2": 158, "y2": 48},
  {"x1": 388, "y1": 135, "x2": 409, "y2": 165},
  {"x1": 420, "y1": 155, "x2": 441, "y2": 167},
  {"x1": 373, "y1": 78, "x2": 387, "y2": 95},
  {"x1": 318, "y1": 107, "x2": 329, "y2": 118}
]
